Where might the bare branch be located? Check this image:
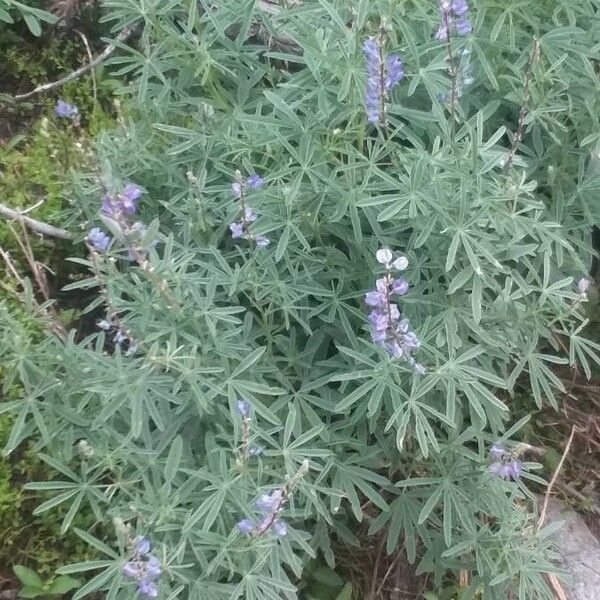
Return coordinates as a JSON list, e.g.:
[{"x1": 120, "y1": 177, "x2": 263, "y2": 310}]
[
  {"x1": 0, "y1": 202, "x2": 74, "y2": 239},
  {"x1": 14, "y1": 27, "x2": 134, "y2": 101},
  {"x1": 504, "y1": 38, "x2": 541, "y2": 171},
  {"x1": 537, "y1": 425, "x2": 576, "y2": 531}
]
